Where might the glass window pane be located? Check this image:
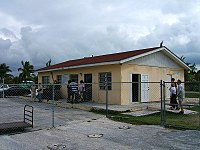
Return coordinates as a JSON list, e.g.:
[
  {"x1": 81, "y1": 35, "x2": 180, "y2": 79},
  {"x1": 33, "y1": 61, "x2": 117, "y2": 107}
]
[{"x1": 99, "y1": 72, "x2": 112, "y2": 90}]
